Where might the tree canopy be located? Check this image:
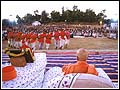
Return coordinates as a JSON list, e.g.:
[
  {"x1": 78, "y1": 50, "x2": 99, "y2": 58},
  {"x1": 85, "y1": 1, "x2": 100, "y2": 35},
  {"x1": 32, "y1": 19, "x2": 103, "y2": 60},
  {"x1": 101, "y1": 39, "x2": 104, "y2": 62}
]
[{"x1": 2, "y1": 5, "x2": 108, "y2": 27}]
